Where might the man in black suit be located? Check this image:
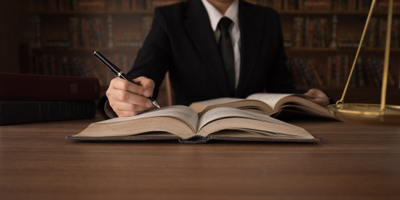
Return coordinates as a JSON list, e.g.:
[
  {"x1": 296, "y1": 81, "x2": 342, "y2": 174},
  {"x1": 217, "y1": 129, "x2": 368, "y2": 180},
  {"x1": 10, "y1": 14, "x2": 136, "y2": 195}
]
[{"x1": 100, "y1": 0, "x2": 329, "y2": 118}]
